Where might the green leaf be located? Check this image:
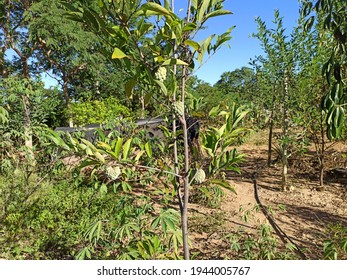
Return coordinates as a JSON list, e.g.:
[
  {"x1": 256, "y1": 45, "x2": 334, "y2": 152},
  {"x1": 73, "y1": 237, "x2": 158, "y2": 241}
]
[
  {"x1": 153, "y1": 79, "x2": 168, "y2": 95},
  {"x1": 134, "y1": 150, "x2": 145, "y2": 162},
  {"x1": 122, "y1": 138, "x2": 132, "y2": 160},
  {"x1": 0, "y1": 106, "x2": 9, "y2": 124},
  {"x1": 139, "y1": 2, "x2": 171, "y2": 16},
  {"x1": 197, "y1": 0, "x2": 210, "y2": 22},
  {"x1": 94, "y1": 151, "x2": 105, "y2": 163},
  {"x1": 112, "y1": 47, "x2": 127, "y2": 59},
  {"x1": 144, "y1": 92, "x2": 154, "y2": 105},
  {"x1": 198, "y1": 34, "x2": 215, "y2": 63},
  {"x1": 304, "y1": 16, "x2": 315, "y2": 31},
  {"x1": 125, "y1": 79, "x2": 137, "y2": 98},
  {"x1": 46, "y1": 130, "x2": 70, "y2": 150},
  {"x1": 162, "y1": 58, "x2": 188, "y2": 66},
  {"x1": 182, "y1": 23, "x2": 197, "y2": 32},
  {"x1": 114, "y1": 137, "x2": 123, "y2": 158},
  {"x1": 78, "y1": 159, "x2": 100, "y2": 169},
  {"x1": 184, "y1": 39, "x2": 200, "y2": 51},
  {"x1": 83, "y1": 9, "x2": 99, "y2": 31},
  {"x1": 205, "y1": 9, "x2": 232, "y2": 20},
  {"x1": 145, "y1": 142, "x2": 153, "y2": 158},
  {"x1": 85, "y1": 220, "x2": 103, "y2": 243},
  {"x1": 208, "y1": 105, "x2": 220, "y2": 117},
  {"x1": 81, "y1": 138, "x2": 97, "y2": 151},
  {"x1": 121, "y1": 181, "x2": 132, "y2": 192},
  {"x1": 211, "y1": 179, "x2": 237, "y2": 194}
]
